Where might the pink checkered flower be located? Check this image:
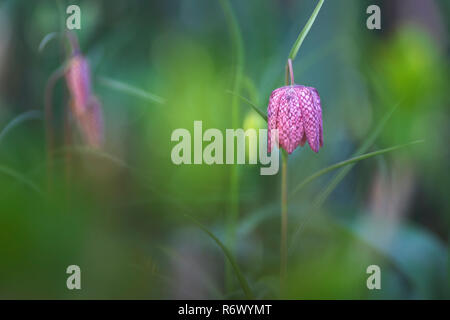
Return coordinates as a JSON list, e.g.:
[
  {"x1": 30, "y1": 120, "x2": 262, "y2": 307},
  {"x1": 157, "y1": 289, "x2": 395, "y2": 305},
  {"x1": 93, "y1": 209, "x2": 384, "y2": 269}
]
[{"x1": 267, "y1": 61, "x2": 323, "y2": 154}]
